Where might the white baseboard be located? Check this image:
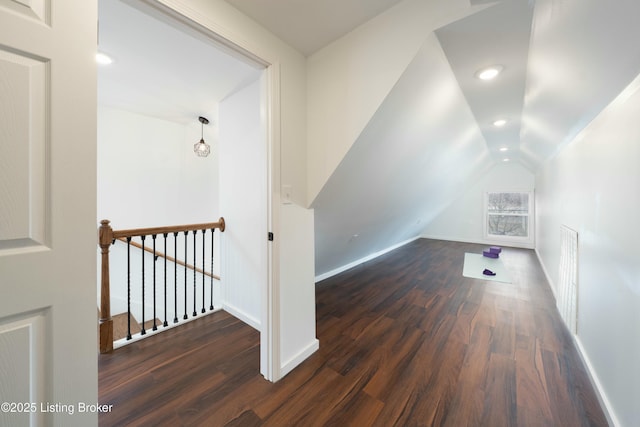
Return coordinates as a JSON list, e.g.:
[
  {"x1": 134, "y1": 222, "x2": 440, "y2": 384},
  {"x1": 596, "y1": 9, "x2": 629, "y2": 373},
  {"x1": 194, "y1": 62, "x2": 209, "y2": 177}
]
[
  {"x1": 315, "y1": 236, "x2": 420, "y2": 283},
  {"x1": 222, "y1": 302, "x2": 261, "y2": 331},
  {"x1": 574, "y1": 337, "x2": 620, "y2": 427},
  {"x1": 534, "y1": 247, "x2": 558, "y2": 301},
  {"x1": 420, "y1": 234, "x2": 534, "y2": 249},
  {"x1": 535, "y1": 249, "x2": 618, "y2": 426},
  {"x1": 315, "y1": 235, "x2": 532, "y2": 284},
  {"x1": 280, "y1": 338, "x2": 319, "y2": 377}
]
